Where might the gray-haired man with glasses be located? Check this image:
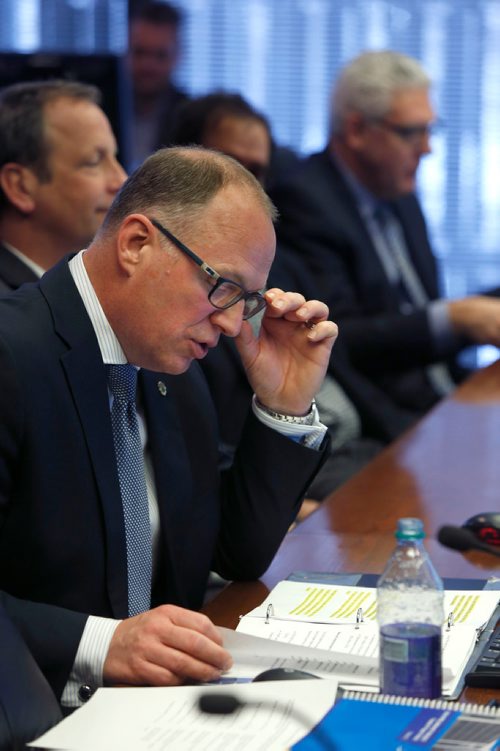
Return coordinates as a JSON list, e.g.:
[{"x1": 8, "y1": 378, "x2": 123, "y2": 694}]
[
  {"x1": 272, "y1": 49, "x2": 500, "y2": 431},
  {"x1": 0, "y1": 146, "x2": 336, "y2": 708}
]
